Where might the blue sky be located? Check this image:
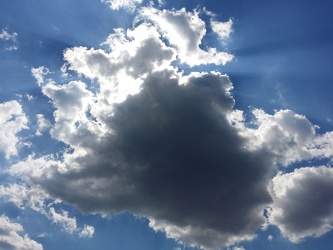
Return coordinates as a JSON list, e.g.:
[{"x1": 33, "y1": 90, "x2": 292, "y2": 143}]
[{"x1": 0, "y1": 0, "x2": 333, "y2": 249}]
